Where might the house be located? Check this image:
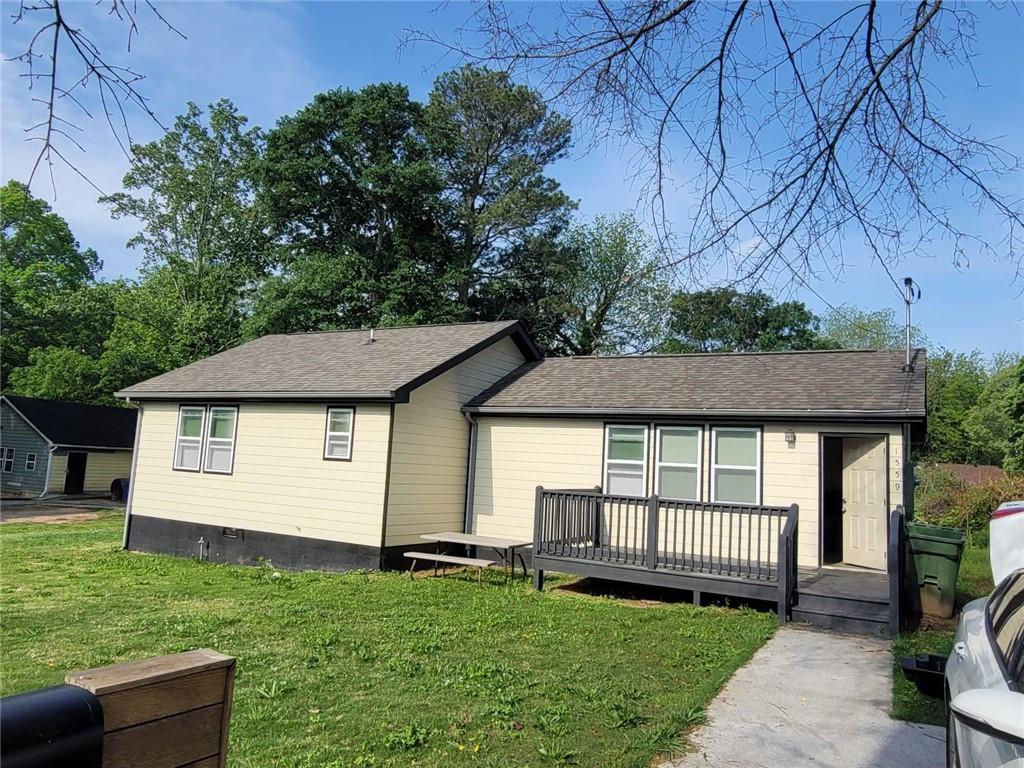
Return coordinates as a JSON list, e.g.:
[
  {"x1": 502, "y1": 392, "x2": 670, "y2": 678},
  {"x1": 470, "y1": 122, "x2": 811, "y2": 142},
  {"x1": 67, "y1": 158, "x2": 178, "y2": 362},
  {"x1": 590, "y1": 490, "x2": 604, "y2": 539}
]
[
  {"x1": 117, "y1": 321, "x2": 926, "y2": 632},
  {"x1": 0, "y1": 395, "x2": 138, "y2": 498}
]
